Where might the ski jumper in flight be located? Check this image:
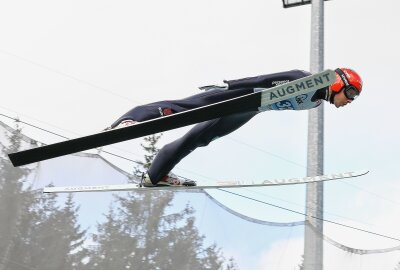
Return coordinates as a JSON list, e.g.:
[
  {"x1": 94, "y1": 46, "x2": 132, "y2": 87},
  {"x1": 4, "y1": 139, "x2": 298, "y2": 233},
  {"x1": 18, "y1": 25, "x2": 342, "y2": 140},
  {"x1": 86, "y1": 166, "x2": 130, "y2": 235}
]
[{"x1": 107, "y1": 68, "x2": 363, "y2": 187}]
